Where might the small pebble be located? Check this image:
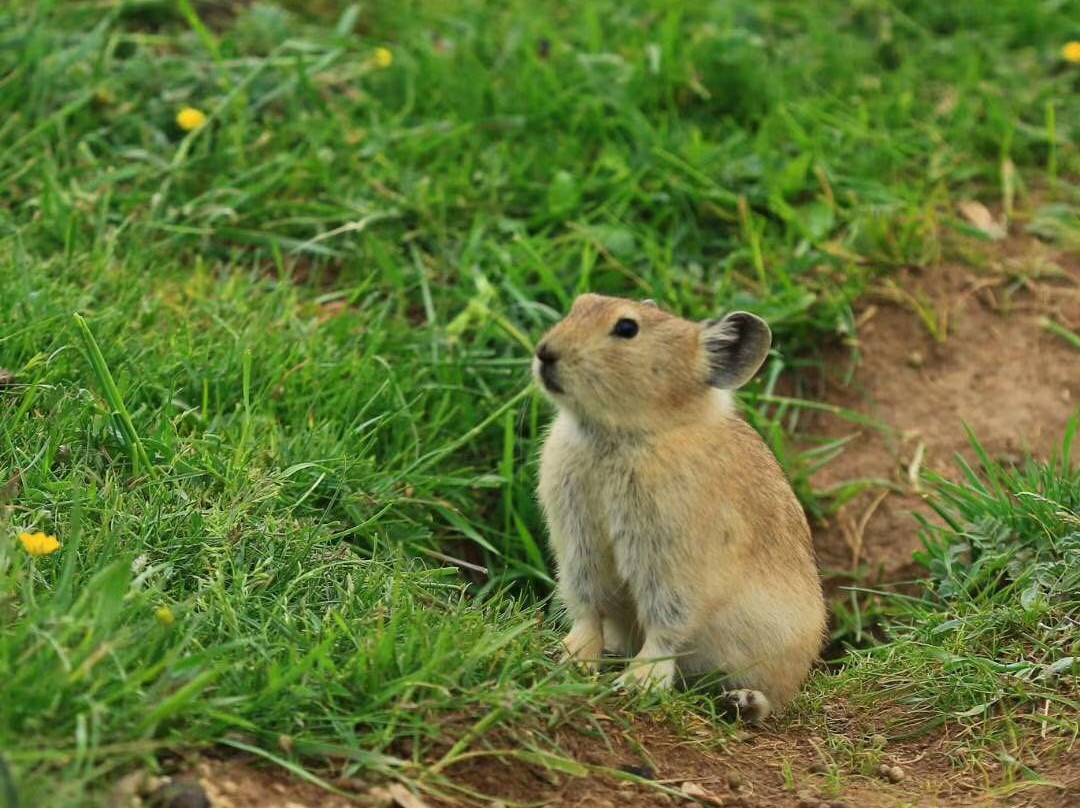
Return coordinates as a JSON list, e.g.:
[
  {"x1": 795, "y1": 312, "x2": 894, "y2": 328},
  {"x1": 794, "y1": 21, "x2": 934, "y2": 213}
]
[
  {"x1": 870, "y1": 733, "x2": 887, "y2": 748},
  {"x1": 877, "y1": 763, "x2": 905, "y2": 783},
  {"x1": 906, "y1": 351, "x2": 924, "y2": 368},
  {"x1": 680, "y1": 781, "x2": 725, "y2": 805},
  {"x1": 808, "y1": 761, "x2": 830, "y2": 775},
  {"x1": 148, "y1": 779, "x2": 210, "y2": 808},
  {"x1": 619, "y1": 763, "x2": 656, "y2": 780},
  {"x1": 726, "y1": 772, "x2": 743, "y2": 790}
]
